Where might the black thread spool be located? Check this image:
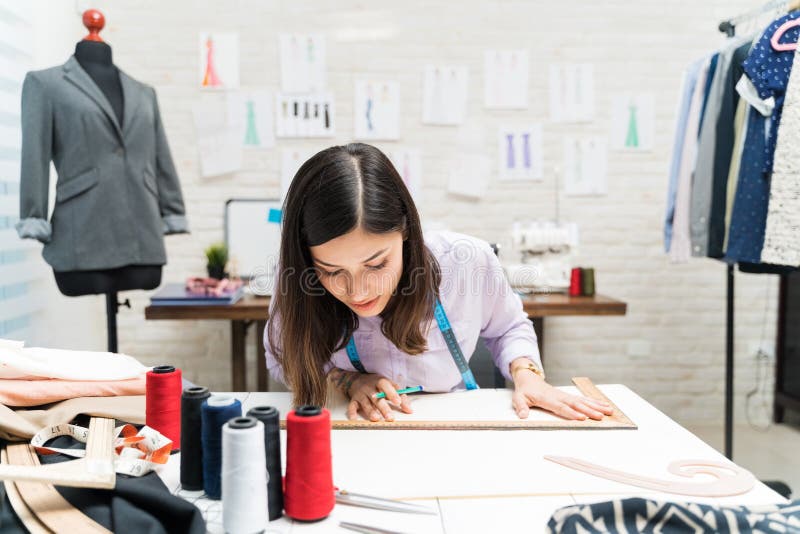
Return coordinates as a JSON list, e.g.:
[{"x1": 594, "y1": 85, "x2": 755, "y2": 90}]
[
  {"x1": 180, "y1": 386, "x2": 210, "y2": 490},
  {"x1": 247, "y1": 405, "x2": 283, "y2": 520}
]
